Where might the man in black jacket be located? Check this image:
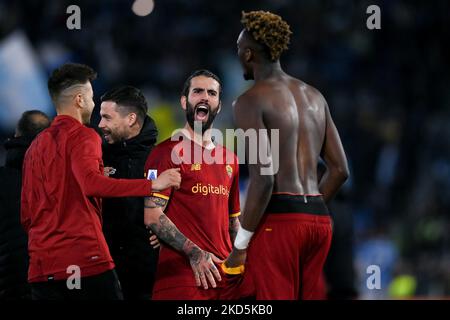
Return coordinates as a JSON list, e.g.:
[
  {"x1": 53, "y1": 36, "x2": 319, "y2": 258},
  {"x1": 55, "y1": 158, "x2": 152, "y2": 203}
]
[
  {"x1": 98, "y1": 86, "x2": 159, "y2": 300},
  {"x1": 0, "y1": 110, "x2": 50, "y2": 299}
]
